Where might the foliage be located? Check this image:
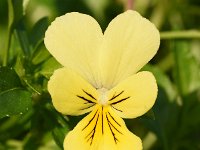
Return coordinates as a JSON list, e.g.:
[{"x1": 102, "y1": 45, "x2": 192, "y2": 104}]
[{"x1": 0, "y1": 0, "x2": 200, "y2": 149}]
